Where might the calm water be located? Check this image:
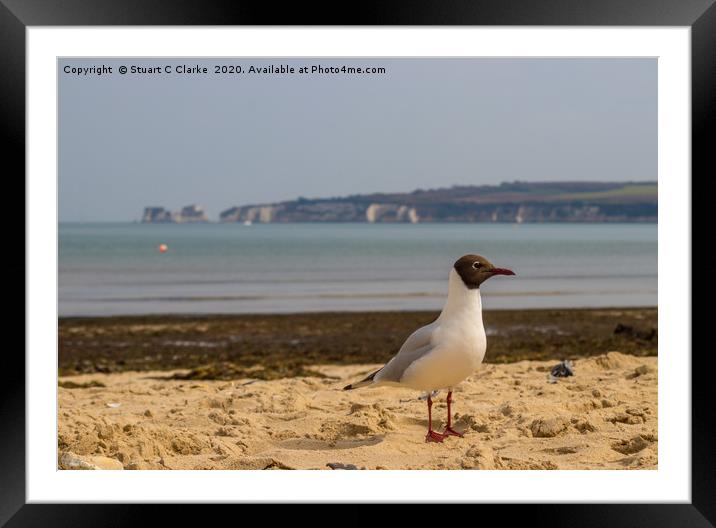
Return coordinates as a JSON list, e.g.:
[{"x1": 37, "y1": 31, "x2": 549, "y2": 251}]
[{"x1": 59, "y1": 223, "x2": 657, "y2": 316}]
